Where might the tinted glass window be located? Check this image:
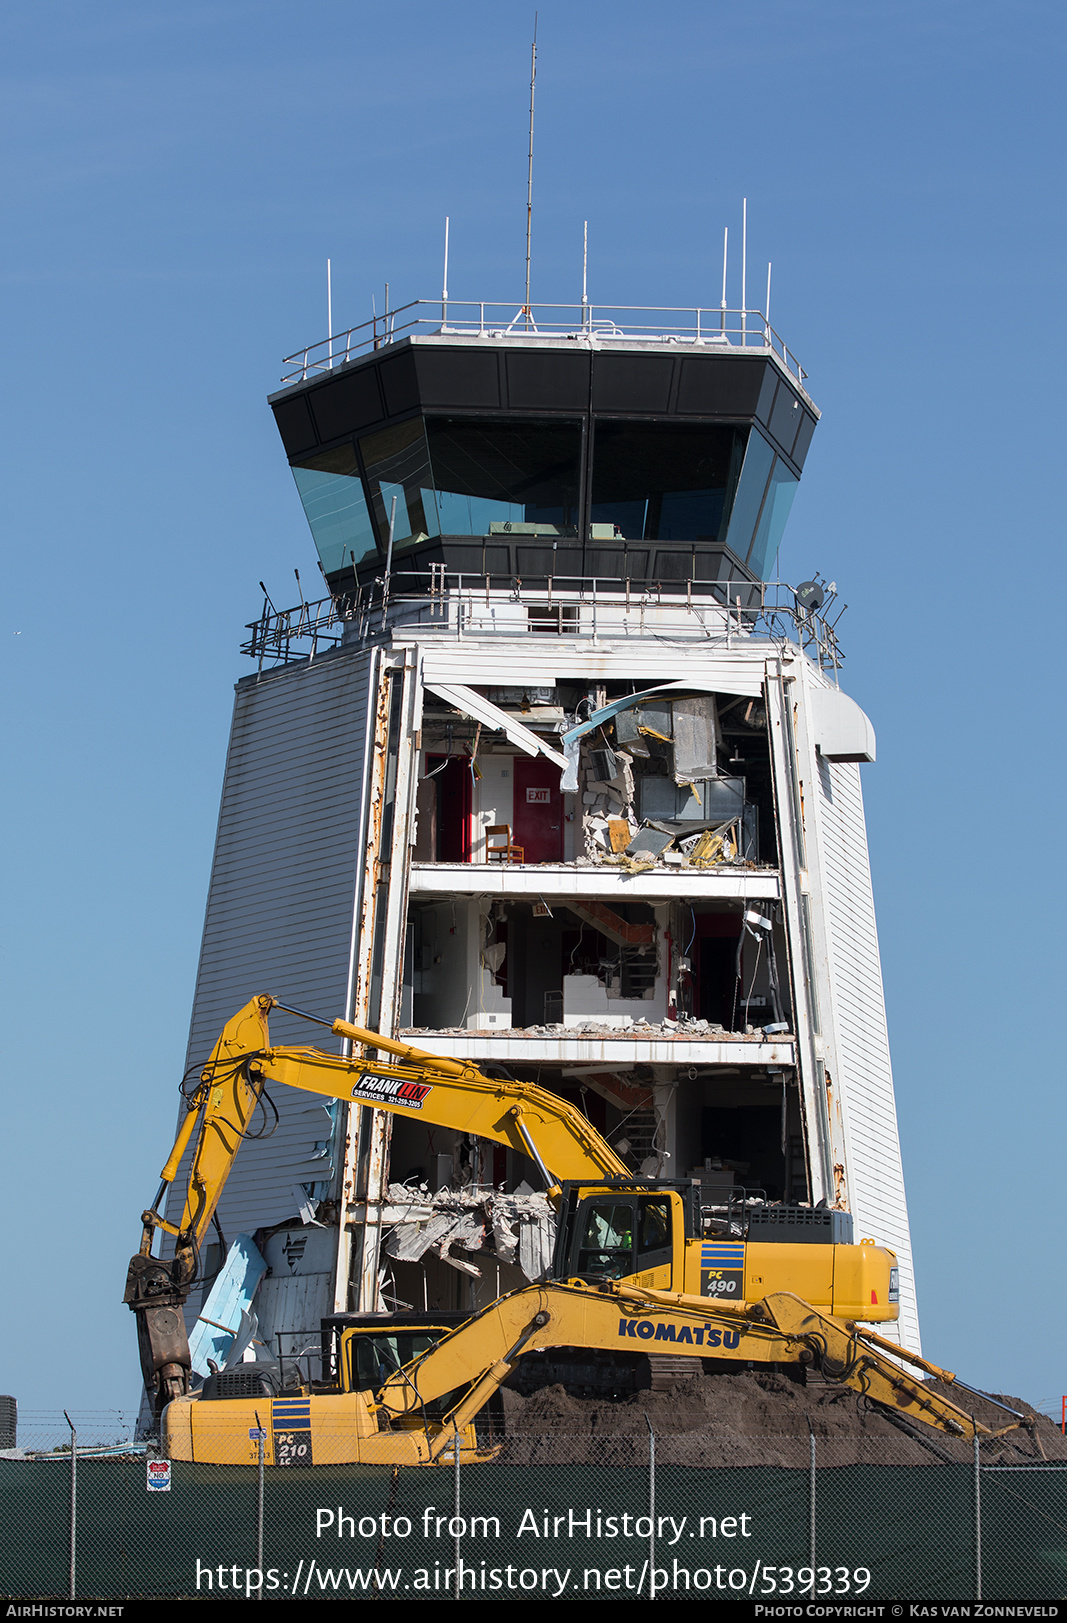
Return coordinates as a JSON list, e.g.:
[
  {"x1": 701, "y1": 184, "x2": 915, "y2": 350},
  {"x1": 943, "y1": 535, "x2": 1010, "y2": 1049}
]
[
  {"x1": 291, "y1": 444, "x2": 378, "y2": 574},
  {"x1": 721, "y1": 429, "x2": 775, "y2": 570},
  {"x1": 576, "y1": 1202, "x2": 635, "y2": 1278},
  {"x1": 638, "y1": 1198, "x2": 672, "y2": 1256},
  {"x1": 351, "y1": 1331, "x2": 439, "y2": 1390},
  {"x1": 590, "y1": 423, "x2": 747, "y2": 541},
  {"x1": 747, "y1": 456, "x2": 798, "y2": 576},
  {"x1": 348, "y1": 1331, "x2": 462, "y2": 1418},
  {"x1": 360, "y1": 419, "x2": 436, "y2": 556},
  {"x1": 425, "y1": 417, "x2": 581, "y2": 536},
  {"x1": 359, "y1": 417, "x2": 583, "y2": 550}
]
